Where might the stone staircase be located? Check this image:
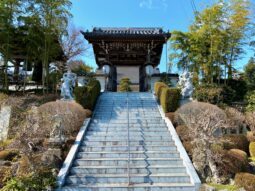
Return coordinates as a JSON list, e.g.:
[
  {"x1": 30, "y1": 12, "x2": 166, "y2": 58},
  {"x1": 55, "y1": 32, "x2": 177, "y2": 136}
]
[{"x1": 58, "y1": 92, "x2": 200, "y2": 191}]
